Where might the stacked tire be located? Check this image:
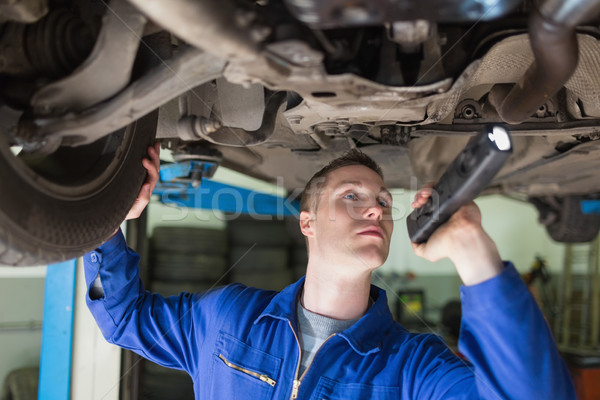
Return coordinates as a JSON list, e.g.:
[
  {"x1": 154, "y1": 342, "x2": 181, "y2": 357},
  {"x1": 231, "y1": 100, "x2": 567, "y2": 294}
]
[
  {"x1": 149, "y1": 226, "x2": 229, "y2": 295},
  {"x1": 140, "y1": 361, "x2": 194, "y2": 400},
  {"x1": 142, "y1": 226, "x2": 229, "y2": 400},
  {"x1": 227, "y1": 217, "x2": 296, "y2": 291}
]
